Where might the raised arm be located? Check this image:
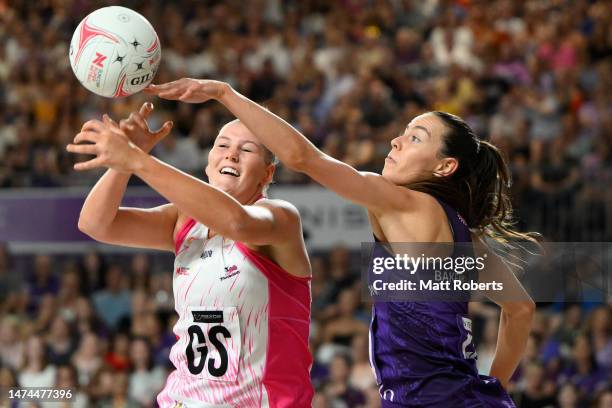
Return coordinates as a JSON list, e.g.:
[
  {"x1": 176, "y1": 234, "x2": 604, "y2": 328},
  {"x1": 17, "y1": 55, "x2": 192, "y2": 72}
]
[
  {"x1": 132, "y1": 155, "x2": 302, "y2": 247},
  {"x1": 75, "y1": 103, "x2": 177, "y2": 251},
  {"x1": 145, "y1": 80, "x2": 408, "y2": 213}
]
